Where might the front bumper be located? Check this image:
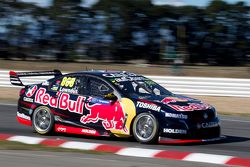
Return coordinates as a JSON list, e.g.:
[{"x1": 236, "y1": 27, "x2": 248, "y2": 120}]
[{"x1": 159, "y1": 116, "x2": 221, "y2": 139}]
